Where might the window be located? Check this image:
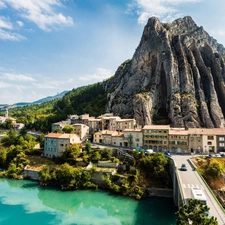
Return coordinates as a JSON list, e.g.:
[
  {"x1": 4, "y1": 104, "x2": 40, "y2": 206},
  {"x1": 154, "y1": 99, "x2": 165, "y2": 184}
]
[
  {"x1": 207, "y1": 142, "x2": 212, "y2": 145},
  {"x1": 219, "y1": 143, "x2": 225, "y2": 147},
  {"x1": 208, "y1": 136, "x2": 214, "y2": 140},
  {"x1": 219, "y1": 137, "x2": 224, "y2": 141}
]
